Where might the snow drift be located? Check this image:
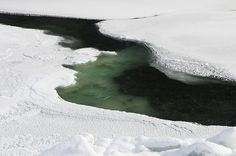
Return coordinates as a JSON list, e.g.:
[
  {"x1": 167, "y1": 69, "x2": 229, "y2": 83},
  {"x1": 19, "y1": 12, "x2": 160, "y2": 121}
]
[{"x1": 41, "y1": 128, "x2": 236, "y2": 156}]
